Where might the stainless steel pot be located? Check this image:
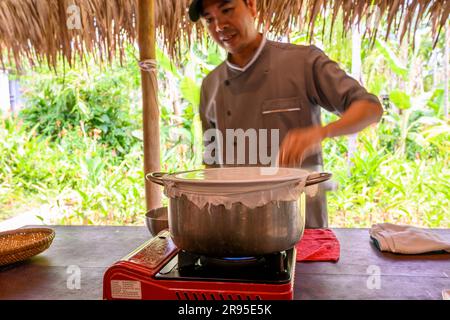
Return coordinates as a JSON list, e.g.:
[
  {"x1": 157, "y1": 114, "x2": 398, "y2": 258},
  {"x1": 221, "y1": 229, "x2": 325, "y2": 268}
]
[
  {"x1": 147, "y1": 169, "x2": 331, "y2": 257},
  {"x1": 145, "y1": 207, "x2": 169, "y2": 237}
]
